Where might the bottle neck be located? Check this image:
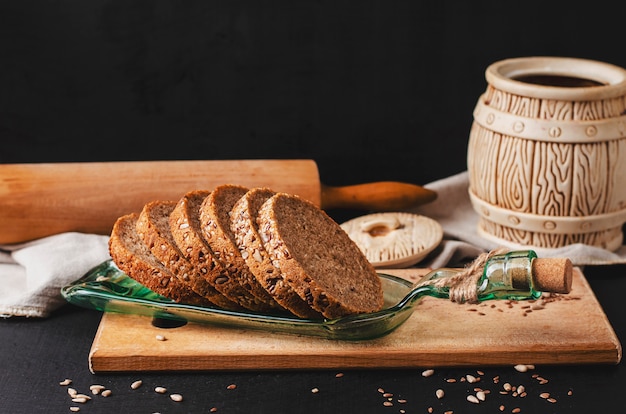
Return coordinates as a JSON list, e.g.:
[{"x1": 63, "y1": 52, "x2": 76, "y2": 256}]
[
  {"x1": 477, "y1": 250, "x2": 542, "y2": 300},
  {"x1": 416, "y1": 250, "x2": 542, "y2": 303}
]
